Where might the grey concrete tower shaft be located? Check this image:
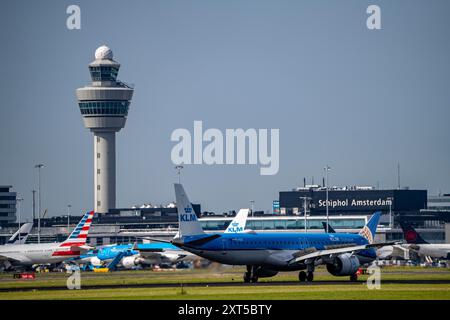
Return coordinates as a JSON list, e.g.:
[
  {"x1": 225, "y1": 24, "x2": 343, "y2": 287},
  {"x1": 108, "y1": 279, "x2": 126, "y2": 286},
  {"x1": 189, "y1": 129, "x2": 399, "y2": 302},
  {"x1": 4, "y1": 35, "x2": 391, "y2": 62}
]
[{"x1": 94, "y1": 132, "x2": 116, "y2": 214}]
